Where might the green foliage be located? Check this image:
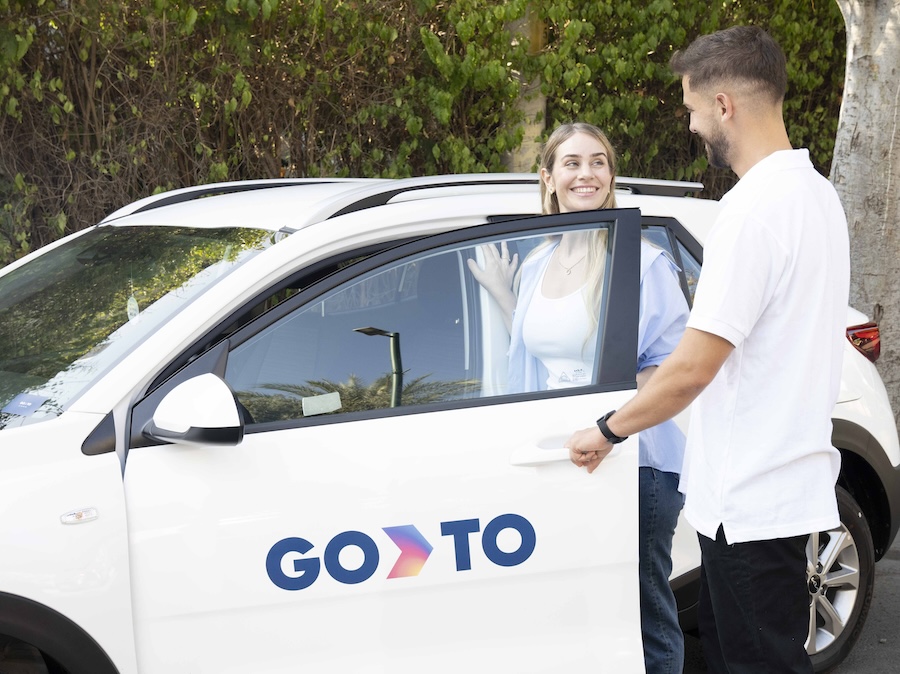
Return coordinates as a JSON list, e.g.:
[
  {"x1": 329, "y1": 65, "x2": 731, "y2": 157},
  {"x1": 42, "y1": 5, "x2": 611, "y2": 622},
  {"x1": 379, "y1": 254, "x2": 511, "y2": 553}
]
[
  {"x1": 531, "y1": 0, "x2": 846, "y2": 197},
  {"x1": 0, "y1": 0, "x2": 532, "y2": 263},
  {"x1": 739, "y1": 1, "x2": 846, "y2": 181},
  {"x1": 0, "y1": 0, "x2": 845, "y2": 265}
]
